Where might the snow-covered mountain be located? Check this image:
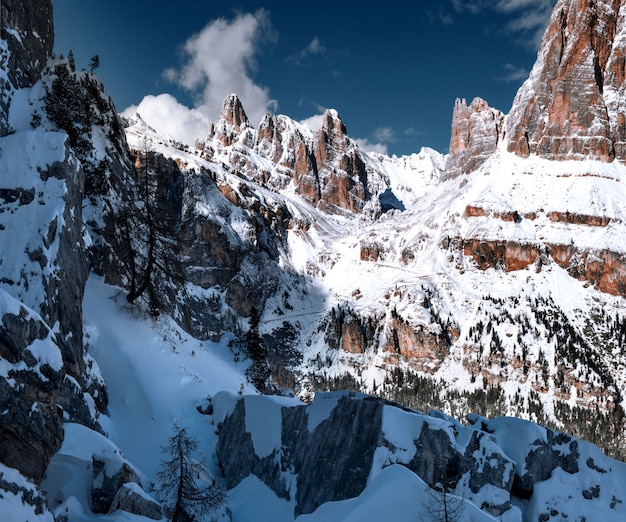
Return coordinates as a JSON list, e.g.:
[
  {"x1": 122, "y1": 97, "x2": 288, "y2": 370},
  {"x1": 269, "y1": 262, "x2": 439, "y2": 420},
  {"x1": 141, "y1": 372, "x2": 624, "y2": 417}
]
[{"x1": 3, "y1": 0, "x2": 626, "y2": 520}]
